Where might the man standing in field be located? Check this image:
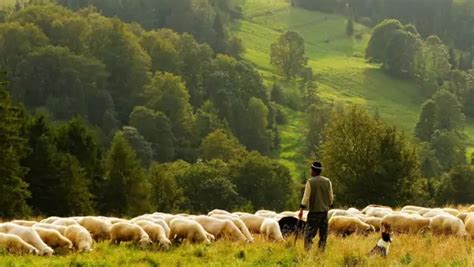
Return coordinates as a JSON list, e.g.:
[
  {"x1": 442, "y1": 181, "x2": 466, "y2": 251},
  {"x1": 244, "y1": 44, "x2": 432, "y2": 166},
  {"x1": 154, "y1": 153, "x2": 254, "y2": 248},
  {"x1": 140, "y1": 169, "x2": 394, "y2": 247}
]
[{"x1": 298, "y1": 161, "x2": 334, "y2": 251}]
